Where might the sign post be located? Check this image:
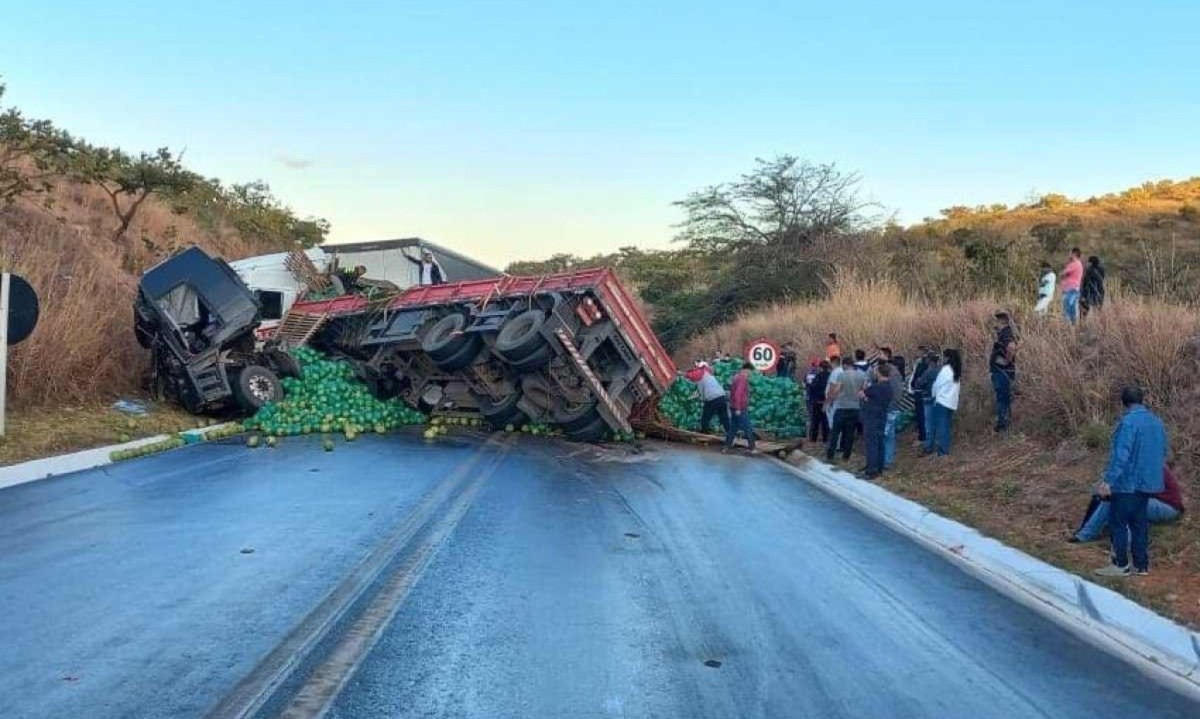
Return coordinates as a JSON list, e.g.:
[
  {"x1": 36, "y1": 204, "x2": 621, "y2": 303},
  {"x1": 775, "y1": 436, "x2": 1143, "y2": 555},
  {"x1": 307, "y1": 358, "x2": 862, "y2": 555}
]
[
  {"x1": 745, "y1": 337, "x2": 781, "y2": 374},
  {"x1": 1, "y1": 272, "x2": 40, "y2": 437},
  {"x1": 0, "y1": 273, "x2": 8, "y2": 436}
]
